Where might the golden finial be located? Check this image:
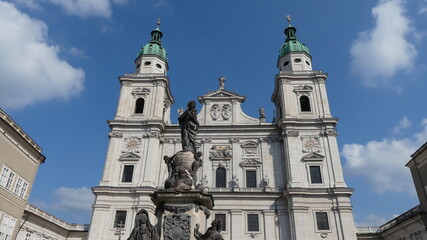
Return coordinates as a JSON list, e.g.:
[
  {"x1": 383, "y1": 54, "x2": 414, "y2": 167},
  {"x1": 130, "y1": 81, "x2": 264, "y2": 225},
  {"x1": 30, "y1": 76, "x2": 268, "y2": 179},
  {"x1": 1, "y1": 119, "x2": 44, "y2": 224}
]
[
  {"x1": 286, "y1": 14, "x2": 291, "y2": 23},
  {"x1": 157, "y1": 18, "x2": 161, "y2": 26}
]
